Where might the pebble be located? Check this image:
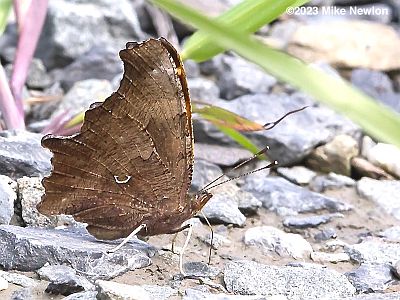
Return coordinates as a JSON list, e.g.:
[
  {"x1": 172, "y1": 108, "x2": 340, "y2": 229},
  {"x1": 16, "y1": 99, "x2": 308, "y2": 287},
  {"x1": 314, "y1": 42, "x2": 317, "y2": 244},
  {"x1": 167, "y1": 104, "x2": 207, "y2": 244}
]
[
  {"x1": 244, "y1": 226, "x2": 313, "y2": 259},
  {"x1": 224, "y1": 260, "x2": 355, "y2": 298},
  {"x1": 0, "y1": 225, "x2": 153, "y2": 280},
  {"x1": 283, "y1": 213, "x2": 343, "y2": 229},
  {"x1": 314, "y1": 228, "x2": 337, "y2": 242},
  {"x1": 305, "y1": 134, "x2": 359, "y2": 176},
  {"x1": 37, "y1": 265, "x2": 94, "y2": 295},
  {"x1": 366, "y1": 143, "x2": 400, "y2": 178},
  {"x1": 244, "y1": 175, "x2": 352, "y2": 215},
  {"x1": 345, "y1": 263, "x2": 395, "y2": 293},
  {"x1": 357, "y1": 177, "x2": 400, "y2": 220},
  {"x1": 379, "y1": 226, "x2": 400, "y2": 242},
  {"x1": 345, "y1": 237, "x2": 400, "y2": 265},
  {"x1": 276, "y1": 166, "x2": 316, "y2": 185},
  {"x1": 310, "y1": 251, "x2": 350, "y2": 263},
  {"x1": 309, "y1": 172, "x2": 355, "y2": 192}
]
